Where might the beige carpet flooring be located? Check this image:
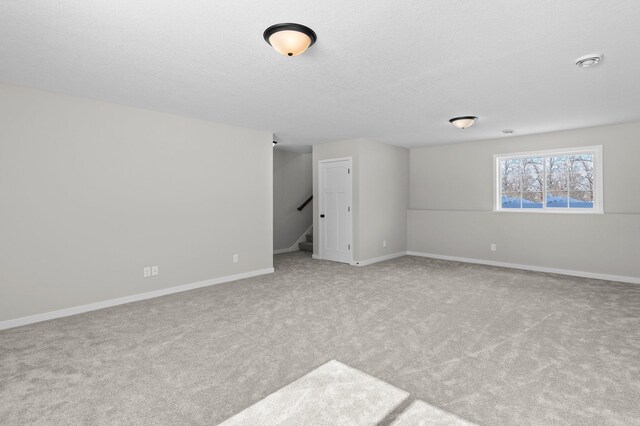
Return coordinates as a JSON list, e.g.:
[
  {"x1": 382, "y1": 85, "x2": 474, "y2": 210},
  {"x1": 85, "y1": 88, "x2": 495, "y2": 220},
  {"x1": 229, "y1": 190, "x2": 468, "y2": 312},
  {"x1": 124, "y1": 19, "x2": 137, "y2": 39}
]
[{"x1": 1, "y1": 252, "x2": 640, "y2": 425}]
